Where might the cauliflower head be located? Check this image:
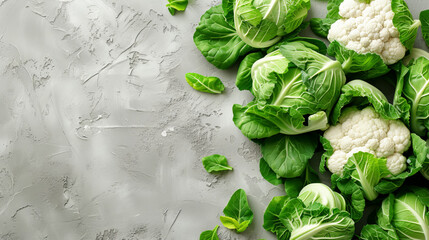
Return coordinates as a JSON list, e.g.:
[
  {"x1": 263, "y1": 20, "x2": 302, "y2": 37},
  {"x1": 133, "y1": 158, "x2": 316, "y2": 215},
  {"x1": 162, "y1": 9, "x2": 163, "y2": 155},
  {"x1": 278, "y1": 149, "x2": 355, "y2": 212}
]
[
  {"x1": 324, "y1": 106, "x2": 411, "y2": 176},
  {"x1": 328, "y1": 0, "x2": 406, "y2": 65}
]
